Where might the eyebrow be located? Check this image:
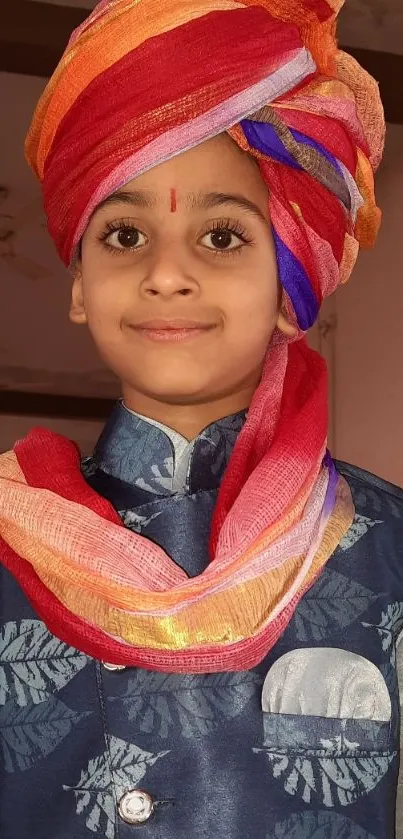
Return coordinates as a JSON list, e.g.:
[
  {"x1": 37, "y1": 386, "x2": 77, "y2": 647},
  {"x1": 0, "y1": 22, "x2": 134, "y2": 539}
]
[
  {"x1": 96, "y1": 189, "x2": 157, "y2": 212},
  {"x1": 95, "y1": 188, "x2": 268, "y2": 225},
  {"x1": 188, "y1": 192, "x2": 268, "y2": 225}
]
